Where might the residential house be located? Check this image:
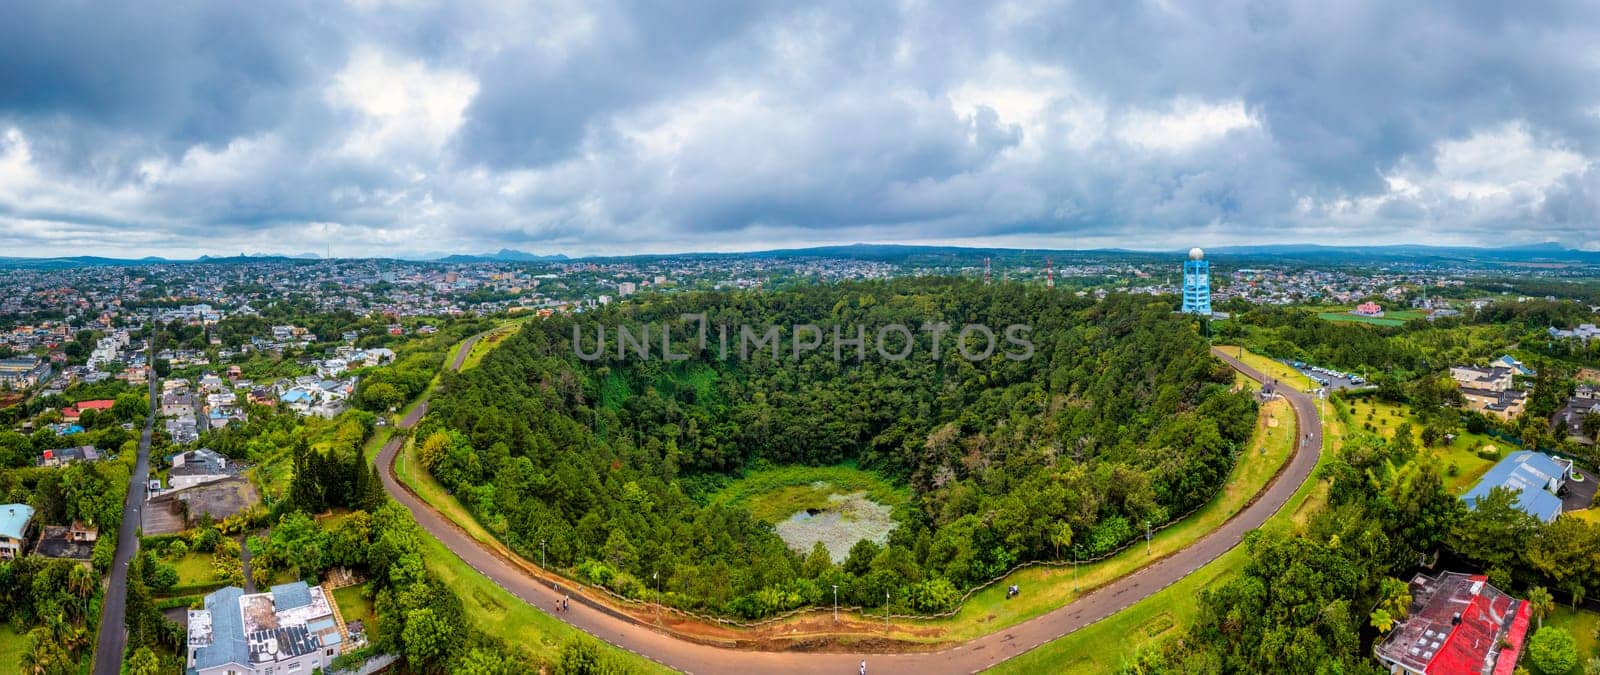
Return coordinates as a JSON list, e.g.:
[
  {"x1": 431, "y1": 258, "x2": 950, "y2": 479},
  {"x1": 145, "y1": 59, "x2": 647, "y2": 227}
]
[
  {"x1": 41, "y1": 445, "x2": 99, "y2": 467},
  {"x1": 1462, "y1": 451, "x2": 1572, "y2": 523},
  {"x1": 162, "y1": 391, "x2": 198, "y2": 418},
  {"x1": 1351, "y1": 301, "x2": 1383, "y2": 316},
  {"x1": 61, "y1": 399, "x2": 115, "y2": 423},
  {"x1": 1547, "y1": 323, "x2": 1600, "y2": 342},
  {"x1": 33, "y1": 522, "x2": 97, "y2": 561},
  {"x1": 1552, "y1": 387, "x2": 1600, "y2": 445},
  {"x1": 1451, "y1": 365, "x2": 1526, "y2": 419},
  {"x1": 1373, "y1": 571, "x2": 1529, "y2": 675},
  {"x1": 1, "y1": 504, "x2": 34, "y2": 559},
  {"x1": 186, "y1": 582, "x2": 343, "y2": 675},
  {"x1": 169, "y1": 448, "x2": 234, "y2": 491}
]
